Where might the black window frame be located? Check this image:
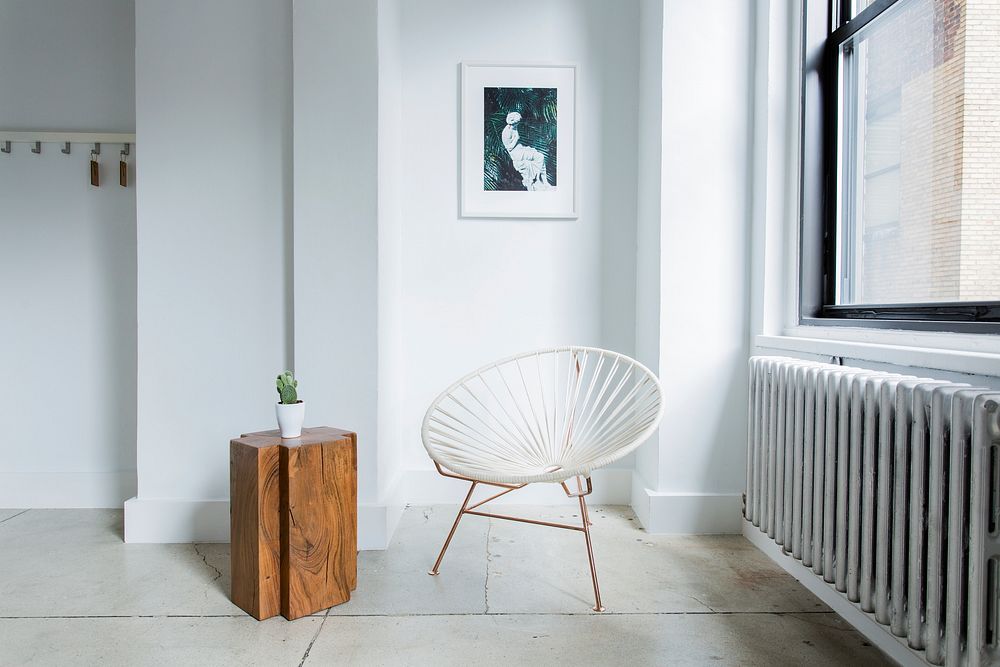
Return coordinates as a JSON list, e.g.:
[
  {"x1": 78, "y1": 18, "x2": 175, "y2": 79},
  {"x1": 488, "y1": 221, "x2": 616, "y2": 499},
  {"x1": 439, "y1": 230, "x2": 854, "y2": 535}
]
[{"x1": 798, "y1": 0, "x2": 1000, "y2": 334}]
